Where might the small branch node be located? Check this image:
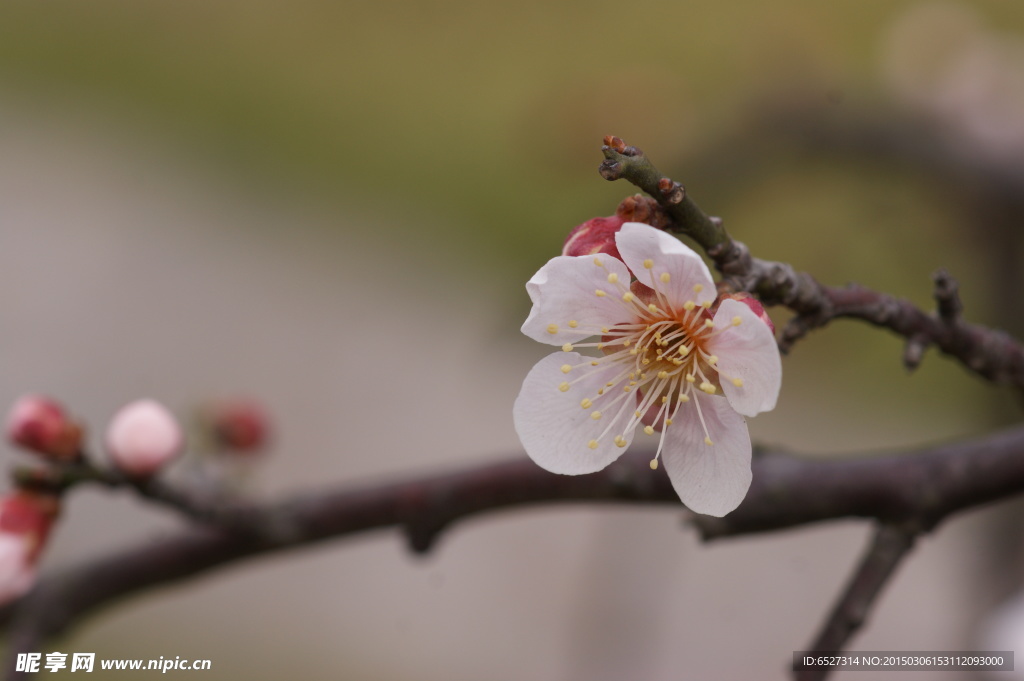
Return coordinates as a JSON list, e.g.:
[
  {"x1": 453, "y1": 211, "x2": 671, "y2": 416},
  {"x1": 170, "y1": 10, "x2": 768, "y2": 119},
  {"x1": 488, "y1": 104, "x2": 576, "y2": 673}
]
[
  {"x1": 602, "y1": 135, "x2": 626, "y2": 153},
  {"x1": 598, "y1": 159, "x2": 623, "y2": 181},
  {"x1": 656, "y1": 177, "x2": 685, "y2": 205},
  {"x1": 932, "y1": 268, "x2": 963, "y2": 324},
  {"x1": 903, "y1": 337, "x2": 928, "y2": 372}
]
